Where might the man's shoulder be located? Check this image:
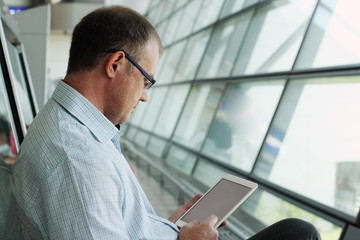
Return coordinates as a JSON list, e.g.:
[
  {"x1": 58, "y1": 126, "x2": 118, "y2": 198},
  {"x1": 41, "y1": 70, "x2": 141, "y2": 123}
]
[
  {"x1": 15, "y1": 100, "x2": 98, "y2": 175},
  {"x1": 31, "y1": 98, "x2": 95, "y2": 139}
]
